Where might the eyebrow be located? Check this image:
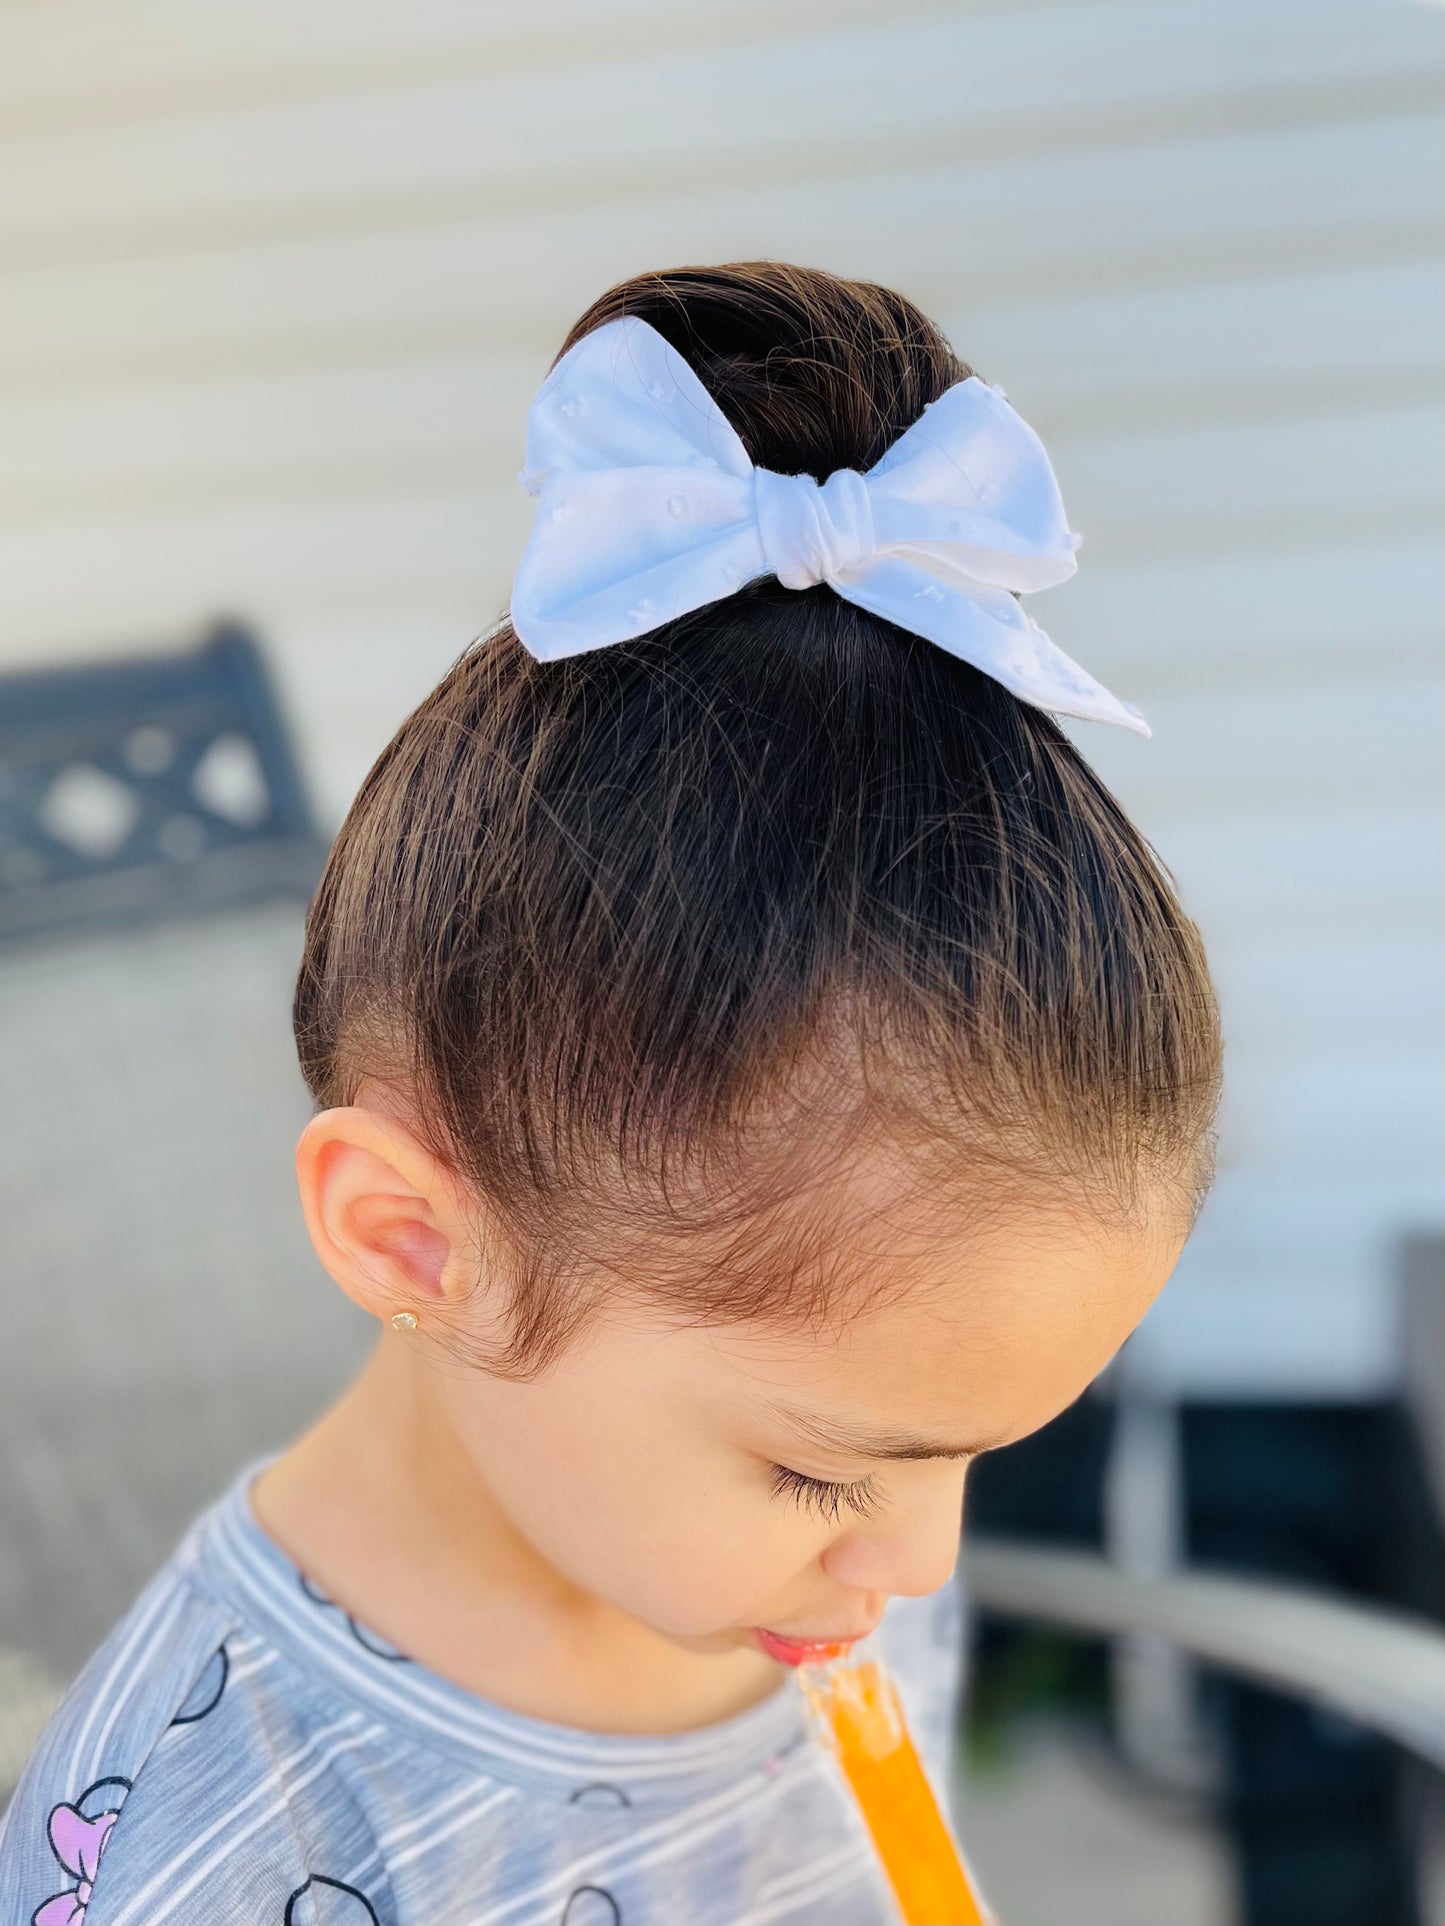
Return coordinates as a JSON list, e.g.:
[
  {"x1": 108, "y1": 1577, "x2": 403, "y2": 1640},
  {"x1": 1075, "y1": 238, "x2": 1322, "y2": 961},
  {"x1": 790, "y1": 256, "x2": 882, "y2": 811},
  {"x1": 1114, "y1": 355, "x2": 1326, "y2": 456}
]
[{"x1": 768, "y1": 1404, "x2": 1006, "y2": 1464}]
